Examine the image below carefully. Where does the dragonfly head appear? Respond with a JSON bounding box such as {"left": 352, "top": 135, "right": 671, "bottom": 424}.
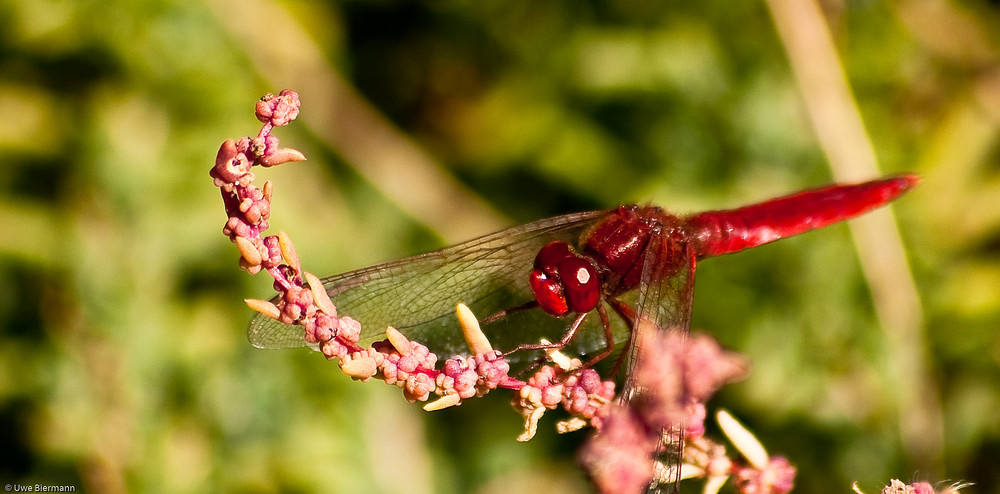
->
{"left": 529, "top": 241, "right": 601, "bottom": 316}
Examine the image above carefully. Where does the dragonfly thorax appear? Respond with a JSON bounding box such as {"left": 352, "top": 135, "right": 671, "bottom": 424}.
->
{"left": 582, "top": 205, "right": 686, "bottom": 295}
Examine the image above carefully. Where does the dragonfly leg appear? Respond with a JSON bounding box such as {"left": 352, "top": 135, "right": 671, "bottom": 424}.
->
{"left": 607, "top": 298, "right": 637, "bottom": 379}
{"left": 608, "top": 298, "right": 636, "bottom": 327}
{"left": 576, "top": 304, "right": 615, "bottom": 370}
{"left": 503, "top": 303, "right": 618, "bottom": 371}
{"left": 502, "top": 311, "right": 590, "bottom": 357}
{"left": 482, "top": 300, "right": 539, "bottom": 325}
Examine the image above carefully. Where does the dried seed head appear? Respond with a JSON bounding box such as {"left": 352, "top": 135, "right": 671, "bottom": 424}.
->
{"left": 276, "top": 230, "right": 300, "bottom": 273}
{"left": 238, "top": 256, "right": 262, "bottom": 275}
{"left": 516, "top": 406, "right": 546, "bottom": 442}
{"left": 556, "top": 417, "right": 588, "bottom": 434}
{"left": 260, "top": 147, "right": 307, "bottom": 167}
{"left": 245, "top": 298, "right": 281, "bottom": 320}
{"left": 717, "top": 409, "right": 768, "bottom": 469}
{"left": 304, "top": 272, "right": 337, "bottom": 317}
{"left": 700, "top": 472, "right": 729, "bottom": 494}
{"left": 539, "top": 339, "right": 576, "bottom": 371}
{"left": 423, "top": 393, "right": 462, "bottom": 411}
{"left": 235, "top": 236, "right": 263, "bottom": 267}
{"left": 341, "top": 355, "right": 378, "bottom": 381}
{"left": 262, "top": 180, "right": 273, "bottom": 201}
{"left": 385, "top": 326, "right": 412, "bottom": 356}
{"left": 456, "top": 303, "right": 493, "bottom": 355}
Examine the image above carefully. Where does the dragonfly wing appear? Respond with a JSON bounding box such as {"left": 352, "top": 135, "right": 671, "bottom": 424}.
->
{"left": 247, "top": 210, "right": 614, "bottom": 362}
{"left": 619, "top": 230, "right": 696, "bottom": 494}
{"left": 620, "top": 233, "right": 696, "bottom": 398}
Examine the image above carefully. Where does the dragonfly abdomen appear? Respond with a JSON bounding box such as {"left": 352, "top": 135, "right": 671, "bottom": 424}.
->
{"left": 685, "top": 174, "right": 920, "bottom": 259}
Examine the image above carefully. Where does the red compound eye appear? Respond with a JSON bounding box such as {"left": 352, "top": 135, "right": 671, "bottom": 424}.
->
{"left": 530, "top": 270, "right": 569, "bottom": 315}
{"left": 529, "top": 241, "right": 601, "bottom": 315}
{"left": 558, "top": 257, "right": 600, "bottom": 313}
{"left": 534, "top": 241, "right": 573, "bottom": 277}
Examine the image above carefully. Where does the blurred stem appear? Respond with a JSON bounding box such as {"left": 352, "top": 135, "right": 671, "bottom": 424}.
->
{"left": 208, "top": 0, "right": 509, "bottom": 243}
{"left": 765, "top": 0, "right": 942, "bottom": 474}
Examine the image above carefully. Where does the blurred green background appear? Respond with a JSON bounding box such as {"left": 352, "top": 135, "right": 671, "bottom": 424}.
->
{"left": 2, "top": 0, "right": 999, "bottom": 492}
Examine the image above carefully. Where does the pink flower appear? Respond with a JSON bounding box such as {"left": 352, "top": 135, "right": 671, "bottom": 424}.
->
{"left": 732, "top": 457, "right": 796, "bottom": 494}
{"left": 633, "top": 330, "right": 749, "bottom": 428}
{"left": 562, "top": 368, "right": 616, "bottom": 419}
{"left": 255, "top": 89, "right": 300, "bottom": 127}
{"left": 852, "top": 480, "right": 972, "bottom": 494}
{"left": 211, "top": 139, "right": 254, "bottom": 191}
{"left": 579, "top": 405, "right": 658, "bottom": 494}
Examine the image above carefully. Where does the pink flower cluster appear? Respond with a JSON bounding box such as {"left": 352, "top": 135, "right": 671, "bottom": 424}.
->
{"left": 512, "top": 363, "right": 617, "bottom": 441}
{"left": 212, "top": 91, "right": 358, "bottom": 360}
{"left": 855, "top": 479, "right": 972, "bottom": 494}
{"left": 440, "top": 351, "right": 513, "bottom": 399}
{"left": 632, "top": 331, "right": 750, "bottom": 428}
{"left": 580, "top": 405, "right": 659, "bottom": 494}
{"left": 579, "top": 329, "right": 762, "bottom": 494}
{"left": 334, "top": 328, "right": 515, "bottom": 404}
{"left": 213, "top": 90, "right": 529, "bottom": 412}
{"left": 732, "top": 456, "right": 797, "bottom": 494}
{"left": 853, "top": 480, "right": 971, "bottom": 494}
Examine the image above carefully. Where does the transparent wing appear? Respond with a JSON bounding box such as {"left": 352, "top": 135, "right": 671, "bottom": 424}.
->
{"left": 619, "top": 231, "right": 697, "bottom": 494}
{"left": 247, "top": 210, "right": 620, "bottom": 361}
{"left": 619, "top": 232, "right": 696, "bottom": 397}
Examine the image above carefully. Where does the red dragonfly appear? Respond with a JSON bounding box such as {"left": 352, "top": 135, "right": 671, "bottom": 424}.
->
{"left": 249, "top": 174, "right": 917, "bottom": 369}
{"left": 248, "top": 174, "right": 917, "bottom": 492}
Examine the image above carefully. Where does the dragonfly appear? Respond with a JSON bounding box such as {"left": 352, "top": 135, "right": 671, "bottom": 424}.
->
{"left": 247, "top": 174, "right": 918, "bottom": 489}
{"left": 249, "top": 174, "right": 917, "bottom": 364}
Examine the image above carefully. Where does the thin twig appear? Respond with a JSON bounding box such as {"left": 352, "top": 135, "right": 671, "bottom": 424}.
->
{"left": 765, "top": 0, "right": 942, "bottom": 473}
